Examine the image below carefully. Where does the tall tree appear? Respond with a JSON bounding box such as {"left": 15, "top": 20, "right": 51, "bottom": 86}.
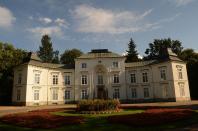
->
{"left": 52, "top": 50, "right": 60, "bottom": 64}
{"left": 60, "top": 49, "right": 83, "bottom": 66}
{"left": 144, "top": 38, "right": 183, "bottom": 60}
{"left": 179, "top": 49, "right": 198, "bottom": 99}
{"left": 125, "top": 38, "right": 139, "bottom": 62}
{"left": 0, "top": 42, "right": 28, "bottom": 105}
{"left": 37, "top": 35, "right": 54, "bottom": 63}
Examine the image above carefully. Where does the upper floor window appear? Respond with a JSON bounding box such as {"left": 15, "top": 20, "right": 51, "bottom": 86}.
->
{"left": 113, "top": 62, "right": 118, "bottom": 68}
{"left": 160, "top": 68, "right": 166, "bottom": 80}
{"left": 130, "top": 73, "right": 136, "bottom": 83}
{"left": 18, "top": 73, "right": 22, "bottom": 84}
{"left": 113, "top": 74, "right": 119, "bottom": 84}
{"left": 113, "top": 88, "right": 120, "bottom": 99}
{"left": 81, "top": 75, "right": 88, "bottom": 85}
{"left": 98, "top": 75, "right": 103, "bottom": 85}
{"left": 176, "top": 65, "right": 183, "bottom": 79}
{"left": 82, "top": 63, "right": 87, "bottom": 68}
{"left": 34, "top": 73, "right": 40, "bottom": 84}
{"left": 142, "top": 72, "right": 148, "bottom": 83}
{"left": 52, "top": 75, "right": 58, "bottom": 85}
{"left": 65, "top": 75, "right": 70, "bottom": 85}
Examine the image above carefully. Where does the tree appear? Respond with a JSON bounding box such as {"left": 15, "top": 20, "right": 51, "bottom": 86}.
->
{"left": 179, "top": 49, "right": 198, "bottom": 99}
{"left": 0, "top": 42, "right": 28, "bottom": 105}
{"left": 52, "top": 50, "right": 60, "bottom": 64}
{"left": 144, "top": 38, "right": 183, "bottom": 60}
{"left": 125, "top": 38, "right": 140, "bottom": 62}
{"left": 60, "top": 49, "right": 83, "bottom": 66}
{"left": 37, "top": 35, "right": 54, "bottom": 63}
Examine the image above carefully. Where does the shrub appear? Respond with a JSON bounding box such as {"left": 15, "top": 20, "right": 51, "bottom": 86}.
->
{"left": 77, "top": 99, "right": 120, "bottom": 112}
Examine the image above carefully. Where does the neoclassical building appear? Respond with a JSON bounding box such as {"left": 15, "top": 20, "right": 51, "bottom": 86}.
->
{"left": 12, "top": 49, "right": 191, "bottom": 106}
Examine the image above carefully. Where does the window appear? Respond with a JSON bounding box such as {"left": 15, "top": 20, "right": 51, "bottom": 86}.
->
{"left": 113, "top": 74, "right": 119, "bottom": 83}
{"left": 52, "top": 90, "right": 58, "bottom": 100}
{"left": 113, "top": 88, "right": 120, "bottom": 99}
{"left": 163, "top": 85, "right": 168, "bottom": 97}
{"left": 65, "top": 75, "right": 70, "bottom": 85}
{"left": 178, "top": 69, "right": 183, "bottom": 79}
{"left": 177, "top": 66, "right": 183, "bottom": 79}
{"left": 52, "top": 75, "right": 58, "bottom": 85}
{"left": 179, "top": 83, "right": 185, "bottom": 96}
{"left": 65, "top": 90, "right": 70, "bottom": 100}
{"left": 113, "top": 62, "right": 118, "bottom": 68}
{"left": 98, "top": 75, "right": 103, "bottom": 85}
{"left": 144, "top": 88, "right": 149, "bottom": 98}
{"left": 82, "top": 63, "right": 87, "bottom": 68}
{"left": 34, "top": 90, "right": 39, "bottom": 100}
{"left": 130, "top": 74, "right": 136, "bottom": 83}
{"left": 142, "top": 72, "right": 148, "bottom": 83}
{"left": 81, "top": 89, "right": 88, "bottom": 99}
{"left": 34, "top": 73, "right": 40, "bottom": 84}
{"left": 17, "top": 89, "right": 21, "bottom": 101}
{"left": 160, "top": 69, "right": 166, "bottom": 80}
{"left": 131, "top": 88, "right": 137, "bottom": 98}
{"left": 18, "top": 73, "right": 22, "bottom": 84}
{"left": 81, "top": 75, "right": 88, "bottom": 85}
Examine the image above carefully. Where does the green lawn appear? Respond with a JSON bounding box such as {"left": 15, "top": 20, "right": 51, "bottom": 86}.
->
{"left": 0, "top": 109, "right": 198, "bottom": 131}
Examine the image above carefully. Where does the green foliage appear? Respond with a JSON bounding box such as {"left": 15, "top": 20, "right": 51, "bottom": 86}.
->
{"left": 144, "top": 38, "right": 183, "bottom": 60}
{"left": 0, "top": 42, "right": 28, "bottom": 104}
{"left": 179, "top": 49, "right": 198, "bottom": 99}
{"left": 60, "top": 49, "right": 83, "bottom": 65}
{"left": 125, "top": 38, "right": 140, "bottom": 62}
{"left": 77, "top": 99, "right": 120, "bottom": 112}
{"left": 37, "top": 35, "right": 54, "bottom": 63}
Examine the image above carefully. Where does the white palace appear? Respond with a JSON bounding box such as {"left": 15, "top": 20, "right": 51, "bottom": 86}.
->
{"left": 12, "top": 49, "right": 191, "bottom": 106}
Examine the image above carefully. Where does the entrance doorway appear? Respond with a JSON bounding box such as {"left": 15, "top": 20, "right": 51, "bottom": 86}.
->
{"left": 97, "top": 86, "right": 108, "bottom": 99}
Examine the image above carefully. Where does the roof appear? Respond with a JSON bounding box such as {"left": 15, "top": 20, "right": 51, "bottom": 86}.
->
{"left": 23, "top": 52, "right": 74, "bottom": 69}
{"left": 125, "top": 60, "right": 156, "bottom": 68}
{"left": 77, "top": 49, "right": 125, "bottom": 59}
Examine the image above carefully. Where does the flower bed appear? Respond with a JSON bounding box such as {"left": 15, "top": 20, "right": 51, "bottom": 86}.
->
{"left": 108, "top": 108, "right": 194, "bottom": 127}
{"left": 77, "top": 99, "right": 120, "bottom": 113}
{"left": 0, "top": 108, "right": 84, "bottom": 129}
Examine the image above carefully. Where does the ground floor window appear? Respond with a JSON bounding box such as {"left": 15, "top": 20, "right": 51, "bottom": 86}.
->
{"left": 113, "top": 88, "right": 120, "bottom": 99}
{"left": 52, "top": 89, "right": 58, "bottom": 100}
{"left": 65, "top": 90, "right": 70, "bottom": 100}
{"left": 81, "top": 89, "right": 88, "bottom": 99}
{"left": 34, "top": 90, "right": 39, "bottom": 100}
{"left": 179, "top": 83, "right": 185, "bottom": 97}
{"left": 144, "top": 88, "right": 149, "bottom": 98}
{"left": 131, "top": 88, "right": 137, "bottom": 98}
{"left": 163, "top": 85, "right": 168, "bottom": 97}
{"left": 17, "top": 89, "right": 21, "bottom": 101}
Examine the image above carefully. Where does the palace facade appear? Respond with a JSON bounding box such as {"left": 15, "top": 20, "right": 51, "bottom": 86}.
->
{"left": 12, "top": 49, "right": 191, "bottom": 106}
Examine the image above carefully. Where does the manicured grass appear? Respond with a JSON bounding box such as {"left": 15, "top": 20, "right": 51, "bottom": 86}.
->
{"left": 52, "top": 109, "right": 144, "bottom": 118}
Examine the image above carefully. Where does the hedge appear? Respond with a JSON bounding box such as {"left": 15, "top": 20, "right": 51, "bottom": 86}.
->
{"left": 77, "top": 99, "right": 120, "bottom": 112}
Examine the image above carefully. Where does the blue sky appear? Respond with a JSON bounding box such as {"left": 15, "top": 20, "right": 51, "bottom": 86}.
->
{"left": 0, "top": 0, "right": 198, "bottom": 56}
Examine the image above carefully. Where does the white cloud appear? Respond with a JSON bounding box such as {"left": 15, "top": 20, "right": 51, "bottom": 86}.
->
{"left": 169, "top": 0, "right": 194, "bottom": 6}
{"left": 39, "top": 17, "right": 52, "bottom": 24}
{"left": 55, "top": 18, "right": 69, "bottom": 28}
{"left": 72, "top": 4, "right": 155, "bottom": 34}
{"left": 27, "top": 26, "right": 63, "bottom": 37}
{"left": 0, "top": 6, "right": 15, "bottom": 28}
